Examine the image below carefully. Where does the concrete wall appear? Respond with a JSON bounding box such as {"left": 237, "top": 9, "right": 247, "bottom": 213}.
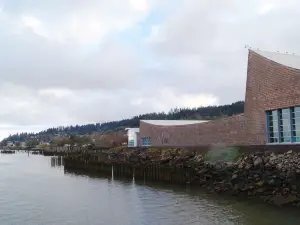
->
{"left": 139, "top": 114, "right": 246, "bottom": 147}
{"left": 244, "top": 50, "right": 300, "bottom": 145}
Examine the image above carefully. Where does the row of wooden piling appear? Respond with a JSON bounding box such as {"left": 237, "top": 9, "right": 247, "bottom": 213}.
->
{"left": 64, "top": 159, "right": 195, "bottom": 185}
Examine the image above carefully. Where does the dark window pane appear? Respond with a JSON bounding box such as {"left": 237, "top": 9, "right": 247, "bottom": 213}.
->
{"left": 268, "top": 115, "right": 277, "bottom": 121}
{"left": 295, "top": 107, "right": 300, "bottom": 112}
{"left": 294, "top": 112, "right": 300, "bottom": 118}
{"left": 292, "top": 118, "right": 300, "bottom": 126}
{"left": 269, "top": 120, "right": 278, "bottom": 127}
{"left": 280, "top": 119, "right": 290, "bottom": 127}
{"left": 269, "top": 126, "right": 278, "bottom": 132}
{"left": 270, "top": 132, "right": 278, "bottom": 139}
{"left": 282, "top": 137, "right": 292, "bottom": 142}
{"left": 267, "top": 110, "right": 281, "bottom": 143}
{"left": 292, "top": 136, "right": 300, "bottom": 142}
{"left": 270, "top": 138, "right": 279, "bottom": 143}
{"left": 269, "top": 124, "right": 278, "bottom": 131}
{"left": 270, "top": 111, "right": 278, "bottom": 120}
{"left": 293, "top": 130, "right": 300, "bottom": 136}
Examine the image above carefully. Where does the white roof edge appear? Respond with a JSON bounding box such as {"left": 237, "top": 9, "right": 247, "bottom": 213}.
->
{"left": 140, "top": 120, "right": 209, "bottom": 126}
{"left": 252, "top": 49, "right": 300, "bottom": 70}
{"left": 125, "top": 128, "right": 140, "bottom": 131}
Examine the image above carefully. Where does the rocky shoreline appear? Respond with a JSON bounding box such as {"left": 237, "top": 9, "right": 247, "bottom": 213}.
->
{"left": 64, "top": 147, "right": 300, "bottom": 207}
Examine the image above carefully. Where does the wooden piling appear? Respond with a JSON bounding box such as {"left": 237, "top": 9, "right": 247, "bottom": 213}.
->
{"left": 64, "top": 156, "right": 197, "bottom": 187}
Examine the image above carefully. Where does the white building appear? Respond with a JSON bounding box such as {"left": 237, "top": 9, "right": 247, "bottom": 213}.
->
{"left": 20, "top": 142, "right": 27, "bottom": 148}
{"left": 40, "top": 141, "right": 50, "bottom": 146}
{"left": 125, "top": 128, "right": 140, "bottom": 147}
{"left": 7, "top": 141, "right": 14, "bottom": 147}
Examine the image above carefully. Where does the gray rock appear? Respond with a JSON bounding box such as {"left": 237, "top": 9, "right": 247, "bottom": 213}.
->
{"left": 238, "top": 162, "right": 244, "bottom": 169}
{"left": 232, "top": 174, "right": 238, "bottom": 180}
{"left": 245, "top": 163, "right": 252, "bottom": 170}
{"left": 264, "top": 156, "right": 270, "bottom": 163}
{"left": 215, "top": 162, "right": 224, "bottom": 170}
{"left": 269, "top": 155, "right": 277, "bottom": 162}
{"left": 268, "top": 179, "right": 275, "bottom": 185}
{"left": 276, "top": 163, "right": 283, "bottom": 170}
{"left": 254, "top": 157, "right": 263, "bottom": 166}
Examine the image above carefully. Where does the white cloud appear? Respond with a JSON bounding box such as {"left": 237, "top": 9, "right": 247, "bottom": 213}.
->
{"left": 128, "top": 87, "right": 219, "bottom": 113}
{"left": 2, "top": 0, "right": 152, "bottom": 44}
{"left": 148, "top": 0, "right": 300, "bottom": 104}
{"left": 21, "top": 15, "right": 42, "bottom": 31}
{"left": 130, "top": 0, "right": 149, "bottom": 12}
{"left": 0, "top": 28, "right": 140, "bottom": 90}
{"left": 0, "top": 0, "right": 300, "bottom": 140}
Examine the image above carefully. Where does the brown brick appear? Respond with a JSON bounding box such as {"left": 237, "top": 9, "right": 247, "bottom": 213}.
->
{"left": 139, "top": 114, "right": 246, "bottom": 147}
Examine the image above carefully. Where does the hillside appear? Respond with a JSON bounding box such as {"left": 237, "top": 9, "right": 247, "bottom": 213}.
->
{"left": 1, "top": 101, "right": 245, "bottom": 143}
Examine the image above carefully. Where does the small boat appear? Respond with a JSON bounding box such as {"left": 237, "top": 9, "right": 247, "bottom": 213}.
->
{"left": 1, "top": 150, "right": 15, "bottom": 154}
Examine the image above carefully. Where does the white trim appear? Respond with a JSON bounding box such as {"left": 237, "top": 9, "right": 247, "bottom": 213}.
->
{"left": 140, "top": 120, "right": 209, "bottom": 126}
{"left": 266, "top": 143, "right": 300, "bottom": 145}
{"left": 253, "top": 49, "right": 300, "bottom": 70}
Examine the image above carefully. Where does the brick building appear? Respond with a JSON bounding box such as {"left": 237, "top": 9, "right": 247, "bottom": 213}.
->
{"left": 139, "top": 49, "right": 300, "bottom": 147}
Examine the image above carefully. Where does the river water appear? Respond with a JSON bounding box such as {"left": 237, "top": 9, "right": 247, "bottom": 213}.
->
{"left": 1, "top": 152, "right": 300, "bottom": 225}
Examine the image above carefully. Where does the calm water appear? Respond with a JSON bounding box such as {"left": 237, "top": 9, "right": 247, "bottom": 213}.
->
{"left": 0, "top": 153, "right": 300, "bottom": 225}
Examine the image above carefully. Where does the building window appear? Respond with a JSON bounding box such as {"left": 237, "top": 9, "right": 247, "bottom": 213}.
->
{"left": 279, "top": 108, "right": 291, "bottom": 143}
{"left": 266, "top": 106, "right": 300, "bottom": 144}
{"left": 141, "top": 137, "right": 152, "bottom": 146}
{"left": 292, "top": 107, "right": 300, "bottom": 143}
{"left": 128, "top": 140, "right": 135, "bottom": 147}
{"left": 267, "top": 110, "right": 279, "bottom": 143}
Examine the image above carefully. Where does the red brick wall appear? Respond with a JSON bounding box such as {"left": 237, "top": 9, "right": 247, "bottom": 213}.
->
{"left": 244, "top": 50, "right": 300, "bottom": 145}
{"left": 139, "top": 114, "right": 246, "bottom": 147}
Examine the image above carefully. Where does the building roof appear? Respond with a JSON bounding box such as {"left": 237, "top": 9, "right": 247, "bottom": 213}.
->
{"left": 140, "top": 120, "right": 209, "bottom": 126}
{"left": 253, "top": 49, "right": 300, "bottom": 70}
{"left": 125, "top": 128, "right": 140, "bottom": 133}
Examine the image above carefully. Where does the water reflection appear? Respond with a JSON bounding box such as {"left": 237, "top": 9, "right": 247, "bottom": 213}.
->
{"left": 64, "top": 167, "right": 300, "bottom": 225}
{"left": 51, "top": 156, "right": 63, "bottom": 167}
{"left": 0, "top": 152, "right": 299, "bottom": 225}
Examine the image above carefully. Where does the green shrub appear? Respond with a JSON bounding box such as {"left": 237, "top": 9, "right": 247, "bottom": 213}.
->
{"left": 204, "top": 147, "right": 241, "bottom": 163}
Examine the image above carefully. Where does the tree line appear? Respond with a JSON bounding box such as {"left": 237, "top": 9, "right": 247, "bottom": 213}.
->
{"left": 1, "top": 101, "right": 244, "bottom": 144}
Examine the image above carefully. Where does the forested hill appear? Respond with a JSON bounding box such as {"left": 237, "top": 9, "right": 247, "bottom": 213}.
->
{"left": 2, "top": 101, "right": 245, "bottom": 143}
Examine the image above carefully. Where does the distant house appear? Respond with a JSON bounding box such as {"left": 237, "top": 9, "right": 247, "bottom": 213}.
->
{"left": 20, "top": 142, "right": 27, "bottom": 148}
{"left": 125, "top": 128, "right": 140, "bottom": 147}
{"left": 7, "top": 141, "right": 14, "bottom": 147}
{"left": 40, "top": 141, "right": 50, "bottom": 146}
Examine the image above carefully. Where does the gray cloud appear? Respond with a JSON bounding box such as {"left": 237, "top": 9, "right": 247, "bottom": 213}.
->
{"left": 148, "top": 0, "right": 300, "bottom": 104}
{"left": 0, "top": 0, "right": 300, "bottom": 139}
{"left": 0, "top": 30, "right": 140, "bottom": 90}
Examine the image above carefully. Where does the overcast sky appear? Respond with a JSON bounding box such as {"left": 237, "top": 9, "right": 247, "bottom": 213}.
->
{"left": 0, "top": 0, "right": 299, "bottom": 140}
